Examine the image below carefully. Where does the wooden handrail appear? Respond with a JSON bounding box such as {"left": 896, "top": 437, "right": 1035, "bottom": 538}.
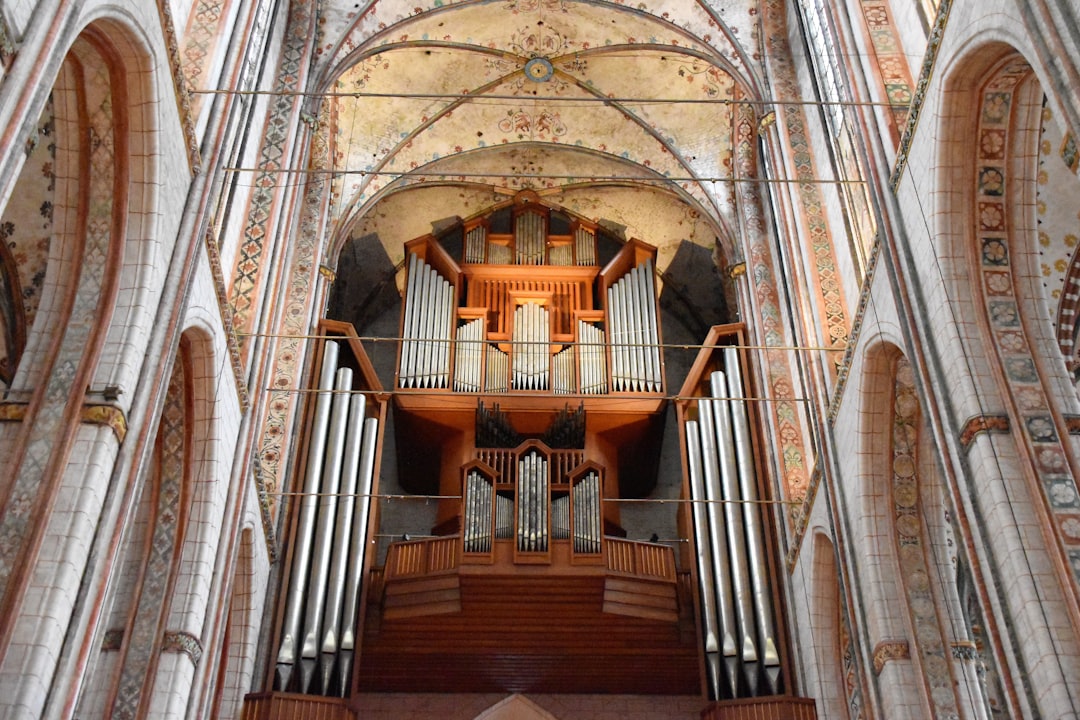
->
{"left": 384, "top": 536, "right": 459, "bottom": 581}
{"left": 604, "top": 538, "right": 676, "bottom": 582}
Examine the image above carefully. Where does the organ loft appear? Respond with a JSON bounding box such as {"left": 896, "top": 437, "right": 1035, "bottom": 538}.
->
{"left": 253, "top": 192, "right": 810, "bottom": 716}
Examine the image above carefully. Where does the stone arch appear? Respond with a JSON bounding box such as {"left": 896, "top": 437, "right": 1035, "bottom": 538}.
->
{"left": 88, "top": 334, "right": 196, "bottom": 719}
{"left": 0, "top": 15, "right": 162, "bottom": 717}
{"left": 926, "top": 38, "right": 1080, "bottom": 715}
{"left": 852, "top": 341, "right": 920, "bottom": 717}
{"left": 151, "top": 323, "right": 226, "bottom": 715}
{"left": 214, "top": 525, "right": 260, "bottom": 719}
{"left": 808, "top": 531, "right": 852, "bottom": 720}
{"left": 961, "top": 49, "right": 1080, "bottom": 584}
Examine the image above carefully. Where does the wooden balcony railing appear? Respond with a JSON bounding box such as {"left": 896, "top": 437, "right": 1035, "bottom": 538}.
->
{"left": 384, "top": 535, "right": 458, "bottom": 581}
{"left": 605, "top": 537, "right": 676, "bottom": 582}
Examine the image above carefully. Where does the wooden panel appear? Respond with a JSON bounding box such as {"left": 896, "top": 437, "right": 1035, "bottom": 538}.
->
{"left": 606, "top": 537, "right": 676, "bottom": 581}
{"left": 241, "top": 692, "right": 354, "bottom": 720}
{"left": 699, "top": 697, "right": 818, "bottom": 720}
{"left": 358, "top": 573, "right": 698, "bottom": 695}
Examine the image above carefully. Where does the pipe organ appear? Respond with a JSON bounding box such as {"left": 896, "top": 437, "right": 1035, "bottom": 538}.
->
{"left": 678, "top": 326, "right": 788, "bottom": 701}
{"left": 251, "top": 197, "right": 799, "bottom": 712}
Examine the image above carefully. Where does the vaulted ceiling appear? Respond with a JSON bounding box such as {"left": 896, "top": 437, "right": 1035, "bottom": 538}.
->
{"left": 308, "top": 0, "right": 769, "bottom": 316}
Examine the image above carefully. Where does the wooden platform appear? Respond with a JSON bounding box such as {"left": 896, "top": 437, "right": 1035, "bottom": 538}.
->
{"left": 358, "top": 571, "right": 699, "bottom": 695}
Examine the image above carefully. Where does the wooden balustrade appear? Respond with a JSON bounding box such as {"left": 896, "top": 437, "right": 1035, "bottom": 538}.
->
{"left": 605, "top": 537, "right": 676, "bottom": 582}
{"left": 384, "top": 536, "right": 458, "bottom": 581}
{"left": 241, "top": 692, "right": 353, "bottom": 720}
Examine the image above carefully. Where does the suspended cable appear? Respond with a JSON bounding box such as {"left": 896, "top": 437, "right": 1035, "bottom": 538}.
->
{"left": 222, "top": 166, "right": 867, "bottom": 185}
{"left": 263, "top": 490, "right": 801, "bottom": 505}
{"left": 259, "top": 386, "right": 818, "bottom": 404}
{"left": 191, "top": 87, "right": 906, "bottom": 109}
{"left": 235, "top": 331, "right": 847, "bottom": 353}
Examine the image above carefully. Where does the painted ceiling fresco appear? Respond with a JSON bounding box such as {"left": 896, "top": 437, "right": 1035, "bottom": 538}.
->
{"left": 311, "top": 0, "right": 768, "bottom": 278}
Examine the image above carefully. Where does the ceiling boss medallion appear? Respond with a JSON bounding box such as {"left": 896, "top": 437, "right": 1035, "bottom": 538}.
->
{"left": 524, "top": 57, "right": 554, "bottom": 82}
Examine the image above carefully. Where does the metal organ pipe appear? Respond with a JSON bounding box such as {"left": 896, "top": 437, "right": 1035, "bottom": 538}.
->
{"left": 319, "top": 392, "right": 366, "bottom": 695}
{"left": 606, "top": 261, "right": 661, "bottom": 393}
{"left": 400, "top": 254, "right": 454, "bottom": 389}
{"left": 454, "top": 317, "right": 484, "bottom": 392}
{"left": 723, "top": 350, "right": 782, "bottom": 693}
{"left": 644, "top": 259, "right": 661, "bottom": 390}
{"left": 685, "top": 422, "right": 721, "bottom": 693}
{"left": 696, "top": 399, "right": 740, "bottom": 698}
{"left": 711, "top": 371, "right": 760, "bottom": 694}
{"left": 299, "top": 367, "right": 353, "bottom": 693}
{"left": 337, "top": 416, "right": 379, "bottom": 696}
{"left": 276, "top": 341, "right": 339, "bottom": 690}
{"left": 685, "top": 356, "right": 783, "bottom": 699}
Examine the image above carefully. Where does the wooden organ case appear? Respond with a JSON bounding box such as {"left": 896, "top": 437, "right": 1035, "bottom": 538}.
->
{"left": 363, "top": 199, "right": 698, "bottom": 695}
{"left": 245, "top": 198, "right": 813, "bottom": 718}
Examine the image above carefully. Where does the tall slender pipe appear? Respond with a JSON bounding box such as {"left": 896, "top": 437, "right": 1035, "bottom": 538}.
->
{"left": 319, "top": 392, "right": 366, "bottom": 695}
{"left": 686, "top": 421, "right": 721, "bottom": 655}
{"left": 337, "top": 416, "right": 379, "bottom": 696}
{"left": 300, "top": 367, "right": 353, "bottom": 692}
{"left": 711, "top": 371, "right": 759, "bottom": 694}
{"left": 697, "top": 400, "right": 740, "bottom": 697}
{"left": 276, "top": 341, "right": 339, "bottom": 689}
{"left": 723, "top": 351, "right": 781, "bottom": 693}
{"left": 399, "top": 255, "right": 418, "bottom": 386}
{"left": 644, "top": 259, "right": 661, "bottom": 391}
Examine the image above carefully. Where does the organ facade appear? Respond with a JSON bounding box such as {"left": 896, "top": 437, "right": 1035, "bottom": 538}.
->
{"left": 252, "top": 194, "right": 806, "bottom": 716}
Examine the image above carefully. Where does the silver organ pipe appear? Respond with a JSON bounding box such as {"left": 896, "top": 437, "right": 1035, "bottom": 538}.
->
{"left": 552, "top": 495, "right": 571, "bottom": 540}
{"left": 607, "top": 285, "right": 623, "bottom": 391}
{"left": 465, "top": 225, "right": 487, "bottom": 264}
{"left": 607, "top": 260, "right": 661, "bottom": 393}
{"left": 574, "top": 226, "right": 596, "bottom": 266}
{"left": 512, "top": 303, "right": 550, "bottom": 390}
{"left": 276, "top": 341, "right": 339, "bottom": 690}
{"left": 553, "top": 346, "right": 575, "bottom": 394}
{"left": 300, "top": 367, "right": 354, "bottom": 692}
{"left": 573, "top": 472, "right": 601, "bottom": 554}
{"left": 549, "top": 242, "right": 573, "bottom": 266}
{"left": 495, "top": 492, "right": 514, "bottom": 539}
{"left": 696, "top": 398, "right": 740, "bottom": 698}
{"left": 515, "top": 210, "right": 545, "bottom": 265}
{"left": 453, "top": 317, "right": 485, "bottom": 392}
{"left": 463, "top": 471, "right": 494, "bottom": 553}
{"left": 517, "top": 451, "right": 549, "bottom": 551}
{"left": 337, "top": 416, "right": 379, "bottom": 695}
{"left": 488, "top": 241, "right": 512, "bottom": 264}
{"left": 711, "top": 371, "right": 760, "bottom": 694}
{"left": 485, "top": 345, "right": 508, "bottom": 392}
{"left": 684, "top": 359, "right": 783, "bottom": 699}
{"left": 399, "top": 253, "right": 454, "bottom": 389}
{"left": 643, "top": 259, "right": 662, "bottom": 389}
{"left": 722, "top": 351, "right": 781, "bottom": 693}
{"left": 577, "top": 320, "right": 607, "bottom": 394}
{"left": 686, "top": 421, "right": 723, "bottom": 697}
{"left": 320, "top": 392, "right": 367, "bottom": 696}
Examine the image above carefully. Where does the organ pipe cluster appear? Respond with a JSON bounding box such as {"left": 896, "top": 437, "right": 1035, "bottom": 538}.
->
{"left": 685, "top": 347, "right": 781, "bottom": 699}
{"left": 399, "top": 240, "right": 662, "bottom": 397}
{"left": 462, "top": 215, "right": 596, "bottom": 266}
{"left": 275, "top": 341, "right": 380, "bottom": 697}
{"left": 511, "top": 303, "right": 551, "bottom": 390}
{"left": 607, "top": 258, "right": 662, "bottom": 392}
{"left": 399, "top": 253, "right": 455, "bottom": 389}
{"left": 462, "top": 454, "right": 603, "bottom": 557}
